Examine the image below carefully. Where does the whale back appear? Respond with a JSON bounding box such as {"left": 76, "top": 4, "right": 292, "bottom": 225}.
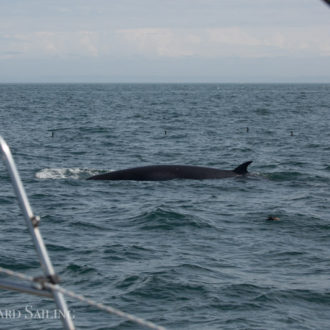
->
{"left": 87, "top": 161, "right": 253, "bottom": 180}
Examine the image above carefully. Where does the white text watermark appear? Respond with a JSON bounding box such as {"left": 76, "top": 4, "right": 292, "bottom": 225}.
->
{"left": 0, "top": 305, "right": 75, "bottom": 320}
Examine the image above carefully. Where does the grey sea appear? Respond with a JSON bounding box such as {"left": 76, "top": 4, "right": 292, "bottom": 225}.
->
{"left": 0, "top": 83, "right": 330, "bottom": 329}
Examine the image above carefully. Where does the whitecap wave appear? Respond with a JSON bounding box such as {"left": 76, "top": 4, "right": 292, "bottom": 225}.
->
{"left": 35, "top": 168, "right": 101, "bottom": 180}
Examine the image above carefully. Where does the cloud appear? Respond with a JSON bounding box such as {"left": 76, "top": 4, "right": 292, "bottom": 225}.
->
{"left": 116, "top": 26, "right": 330, "bottom": 58}
{"left": 1, "top": 0, "right": 329, "bottom": 82}
{"left": 117, "top": 29, "right": 199, "bottom": 57}
{"left": 0, "top": 31, "right": 101, "bottom": 59}
{"left": 1, "top": 25, "right": 330, "bottom": 61}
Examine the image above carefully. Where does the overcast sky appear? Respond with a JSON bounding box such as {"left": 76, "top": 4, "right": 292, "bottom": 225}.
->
{"left": 1, "top": 0, "right": 330, "bottom": 82}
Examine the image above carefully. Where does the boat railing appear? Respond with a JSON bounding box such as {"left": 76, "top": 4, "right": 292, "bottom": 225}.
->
{"left": 0, "top": 136, "right": 165, "bottom": 330}
{"left": 0, "top": 136, "right": 75, "bottom": 330}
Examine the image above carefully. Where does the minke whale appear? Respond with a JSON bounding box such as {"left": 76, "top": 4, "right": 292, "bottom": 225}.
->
{"left": 87, "top": 161, "right": 252, "bottom": 181}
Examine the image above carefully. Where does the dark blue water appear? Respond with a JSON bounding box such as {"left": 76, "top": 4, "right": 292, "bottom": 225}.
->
{"left": 0, "top": 83, "right": 330, "bottom": 329}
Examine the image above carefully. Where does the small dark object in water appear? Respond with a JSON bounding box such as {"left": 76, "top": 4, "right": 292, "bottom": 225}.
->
{"left": 267, "top": 216, "right": 280, "bottom": 221}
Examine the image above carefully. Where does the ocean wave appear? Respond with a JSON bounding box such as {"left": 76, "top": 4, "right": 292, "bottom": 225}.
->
{"left": 65, "top": 263, "right": 99, "bottom": 275}
{"left": 128, "top": 207, "right": 213, "bottom": 231}
{"left": 103, "top": 244, "right": 156, "bottom": 262}
{"left": 265, "top": 171, "right": 330, "bottom": 186}
{"left": 3, "top": 83, "right": 330, "bottom": 330}
{"left": 117, "top": 270, "right": 210, "bottom": 302}
{"left": 70, "top": 220, "right": 106, "bottom": 231}
{"left": 265, "top": 171, "right": 304, "bottom": 181}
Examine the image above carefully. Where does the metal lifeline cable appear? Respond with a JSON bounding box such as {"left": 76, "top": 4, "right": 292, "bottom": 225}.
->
{"left": 0, "top": 266, "right": 166, "bottom": 330}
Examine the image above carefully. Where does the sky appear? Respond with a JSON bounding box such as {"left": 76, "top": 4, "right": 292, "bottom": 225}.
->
{"left": 1, "top": 0, "right": 330, "bottom": 83}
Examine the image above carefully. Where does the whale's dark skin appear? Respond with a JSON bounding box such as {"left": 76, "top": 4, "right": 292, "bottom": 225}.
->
{"left": 87, "top": 161, "right": 252, "bottom": 181}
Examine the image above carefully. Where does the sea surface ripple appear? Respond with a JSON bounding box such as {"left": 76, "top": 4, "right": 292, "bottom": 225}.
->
{"left": 0, "top": 83, "right": 330, "bottom": 329}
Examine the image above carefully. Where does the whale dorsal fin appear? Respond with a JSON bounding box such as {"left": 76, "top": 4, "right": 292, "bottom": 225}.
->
{"left": 233, "top": 161, "right": 253, "bottom": 175}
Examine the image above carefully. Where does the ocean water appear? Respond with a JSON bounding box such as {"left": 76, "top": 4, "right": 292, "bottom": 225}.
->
{"left": 0, "top": 83, "right": 330, "bottom": 329}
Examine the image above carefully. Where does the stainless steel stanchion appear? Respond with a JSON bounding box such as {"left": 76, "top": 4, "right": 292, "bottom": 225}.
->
{"left": 0, "top": 136, "right": 75, "bottom": 330}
